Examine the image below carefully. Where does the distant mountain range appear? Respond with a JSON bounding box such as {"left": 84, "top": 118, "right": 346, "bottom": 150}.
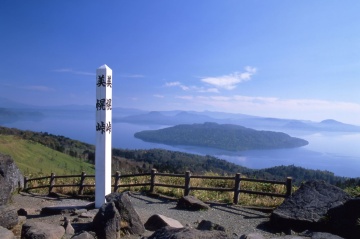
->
{"left": 1, "top": 97, "right": 360, "bottom": 132}
{"left": 115, "top": 110, "right": 360, "bottom": 133}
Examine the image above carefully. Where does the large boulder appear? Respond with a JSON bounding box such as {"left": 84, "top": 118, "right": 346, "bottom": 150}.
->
{"left": 105, "top": 192, "right": 145, "bottom": 235}
{"left": 270, "top": 180, "right": 352, "bottom": 232}
{"left": 144, "top": 226, "right": 229, "bottom": 239}
{"left": 144, "top": 214, "right": 183, "bottom": 231}
{"left": 176, "top": 195, "right": 210, "bottom": 211}
{"left": 0, "top": 153, "right": 23, "bottom": 205}
{"left": 326, "top": 198, "right": 360, "bottom": 239}
{"left": 21, "top": 221, "right": 65, "bottom": 239}
{"left": 0, "top": 205, "right": 18, "bottom": 229}
{"left": 93, "top": 202, "right": 121, "bottom": 239}
{"left": 0, "top": 226, "right": 15, "bottom": 239}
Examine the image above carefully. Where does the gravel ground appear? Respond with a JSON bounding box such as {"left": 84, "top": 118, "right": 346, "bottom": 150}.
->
{"left": 10, "top": 191, "right": 279, "bottom": 238}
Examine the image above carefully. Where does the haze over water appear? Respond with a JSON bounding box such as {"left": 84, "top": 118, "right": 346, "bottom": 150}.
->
{"left": 4, "top": 117, "right": 360, "bottom": 178}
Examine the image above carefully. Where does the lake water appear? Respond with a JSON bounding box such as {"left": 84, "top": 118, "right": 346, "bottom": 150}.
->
{"left": 3, "top": 117, "right": 360, "bottom": 178}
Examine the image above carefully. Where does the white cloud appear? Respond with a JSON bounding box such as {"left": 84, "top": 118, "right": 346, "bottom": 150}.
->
{"left": 153, "top": 94, "right": 165, "bottom": 98}
{"left": 165, "top": 82, "right": 219, "bottom": 93}
{"left": 24, "top": 85, "right": 55, "bottom": 92}
{"left": 54, "top": 68, "right": 95, "bottom": 76}
{"left": 175, "top": 95, "right": 194, "bottom": 100}
{"left": 201, "top": 66, "right": 257, "bottom": 90}
{"left": 165, "top": 81, "right": 181, "bottom": 87}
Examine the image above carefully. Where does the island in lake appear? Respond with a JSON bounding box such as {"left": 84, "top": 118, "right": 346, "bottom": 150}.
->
{"left": 134, "top": 122, "right": 309, "bottom": 151}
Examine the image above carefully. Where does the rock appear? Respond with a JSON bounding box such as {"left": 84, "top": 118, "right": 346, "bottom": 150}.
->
{"left": 269, "top": 236, "right": 305, "bottom": 239}
{"left": 17, "top": 208, "right": 27, "bottom": 216}
{"left": 176, "top": 195, "right": 210, "bottom": 211}
{"left": 197, "top": 220, "right": 225, "bottom": 231}
{"left": 240, "top": 233, "right": 266, "bottom": 239}
{"left": 73, "top": 208, "right": 88, "bottom": 215}
{"left": 311, "top": 232, "right": 345, "bottom": 239}
{"left": 0, "top": 226, "right": 15, "bottom": 239}
{"left": 144, "top": 226, "right": 229, "bottom": 239}
{"left": 71, "top": 231, "right": 96, "bottom": 239}
{"left": 270, "top": 180, "right": 352, "bottom": 232}
{"left": 40, "top": 203, "right": 94, "bottom": 215}
{"left": 0, "top": 154, "right": 23, "bottom": 205}
{"left": 0, "top": 205, "right": 18, "bottom": 229}
{"left": 21, "top": 221, "right": 65, "bottom": 239}
{"left": 144, "top": 214, "right": 183, "bottom": 231}
{"left": 326, "top": 198, "right": 360, "bottom": 239}
{"left": 105, "top": 192, "right": 145, "bottom": 235}
{"left": 64, "top": 217, "right": 75, "bottom": 235}
{"left": 93, "top": 202, "right": 121, "bottom": 239}
{"left": 298, "top": 229, "right": 345, "bottom": 239}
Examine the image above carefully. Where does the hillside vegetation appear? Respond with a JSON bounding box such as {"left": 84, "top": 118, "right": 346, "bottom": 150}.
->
{"left": 0, "top": 134, "right": 94, "bottom": 176}
{"left": 134, "top": 122, "right": 308, "bottom": 151}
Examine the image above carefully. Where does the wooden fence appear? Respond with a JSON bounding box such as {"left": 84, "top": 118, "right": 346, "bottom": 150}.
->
{"left": 24, "top": 169, "right": 292, "bottom": 204}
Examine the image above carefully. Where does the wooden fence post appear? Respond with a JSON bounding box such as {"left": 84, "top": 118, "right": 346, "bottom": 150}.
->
{"left": 150, "top": 168, "right": 157, "bottom": 193}
{"left": 24, "top": 176, "right": 28, "bottom": 191}
{"left": 233, "top": 173, "right": 241, "bottom": 204}
{"left": 114, "top": 171, "right": 121, "bottom": 192}
{"left": 48, "top": 173, "right": 55, "bottom": 194}
{"left": 286, "top": 177, "right": 292, "bottom": 197}
{"left": 78, "top": 171, "right": 86, "bottom": 195}
{"left": 184, "top": 171, "right": 191, "bottom": 196}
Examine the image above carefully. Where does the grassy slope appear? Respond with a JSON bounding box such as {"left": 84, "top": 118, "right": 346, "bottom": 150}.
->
{"left": 0, "top": 135, "right": 94, "bottom": 176}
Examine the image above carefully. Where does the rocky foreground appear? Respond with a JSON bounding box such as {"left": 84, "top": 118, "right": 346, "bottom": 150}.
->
{"left": 1, "top": 153, "right": 359, "bottom": 239}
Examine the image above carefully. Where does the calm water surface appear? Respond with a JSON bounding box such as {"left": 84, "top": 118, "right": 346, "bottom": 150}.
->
{"left": 4, "top": 118, "right": 360, "bottom": 178}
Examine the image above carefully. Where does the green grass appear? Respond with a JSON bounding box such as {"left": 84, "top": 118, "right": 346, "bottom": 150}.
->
{"left": 0, "top": 134, "right": 94, "bottom": 177}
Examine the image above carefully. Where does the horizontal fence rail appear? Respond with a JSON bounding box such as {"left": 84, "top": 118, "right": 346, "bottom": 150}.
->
{"left": 24, "top": 169, "right": 292, "bottom": 204}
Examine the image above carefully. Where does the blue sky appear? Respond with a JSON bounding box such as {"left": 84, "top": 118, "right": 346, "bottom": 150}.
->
{"left": 1, "top": 1, "right": 360, "bottom": 124}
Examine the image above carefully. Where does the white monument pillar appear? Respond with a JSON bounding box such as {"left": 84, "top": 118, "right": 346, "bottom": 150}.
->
{"left": 95, "top": 64, "right": 112, "bottom": 208}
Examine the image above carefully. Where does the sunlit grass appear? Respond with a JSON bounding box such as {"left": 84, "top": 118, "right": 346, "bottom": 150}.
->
{"left": 0, "top": 135, "right": 95, "bottom": 176}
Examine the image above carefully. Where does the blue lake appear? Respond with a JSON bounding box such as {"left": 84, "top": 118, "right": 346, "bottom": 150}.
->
{"left": 3, "top": 117, "right": 360, "bottom": 178}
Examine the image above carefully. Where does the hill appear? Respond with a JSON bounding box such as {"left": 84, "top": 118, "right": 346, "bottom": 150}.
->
{"left": 0, "top": 134, "right": 94, "bottom": 176}
{"left": 134, "top": 122, "right": 309, "bottom": 151}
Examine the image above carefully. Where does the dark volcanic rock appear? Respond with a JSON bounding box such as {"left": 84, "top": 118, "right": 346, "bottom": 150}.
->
{"left": 93, "top": 202, "right": 121, "bottom": 239}
{"left": 270, "top": 180, "right": 352, "bottom": 232}
{"left": 71, "top": 231, "right": 96, "bottom": 239}
{"left": 106, "top": 192, "right": 145, "bottom": 235}
{"left": 0, "top": 205, "right": 18, "bottom": 229}
{"left": 144, "top": 214, "right": 183, "bottom": 231}
{"left": 40, "top": 202, "right": 94, "bottom": 215}
{"left": 326, "top": 198, "right": 360, "bottom": 239}
{"left": 144, "top": 226, "right": 229, "bottom": 239}
{"left": 197, "top": 220, "right": 226, "bottom": 231}
{"left": 21, "top": 221, "right": 65, "bottom": 239}
{"left": 176, "top": 195, "right": 210, "bottom": 211}
{"left": 0, "top": 153, "right": 23, "bottom": 205}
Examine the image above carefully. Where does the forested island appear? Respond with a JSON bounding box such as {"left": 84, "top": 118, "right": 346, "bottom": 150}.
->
{"left": 134, "top": 122, "right": 309, "bottom": 151}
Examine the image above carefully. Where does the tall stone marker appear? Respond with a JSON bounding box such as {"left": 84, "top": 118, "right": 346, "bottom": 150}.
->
{"left": 95, "top": 64, "right": 112, "bottom": 208}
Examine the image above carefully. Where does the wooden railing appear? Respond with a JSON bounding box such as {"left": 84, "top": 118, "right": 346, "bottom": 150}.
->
{"left": 24, "top": 169, "right": 292, "bottom": 204}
